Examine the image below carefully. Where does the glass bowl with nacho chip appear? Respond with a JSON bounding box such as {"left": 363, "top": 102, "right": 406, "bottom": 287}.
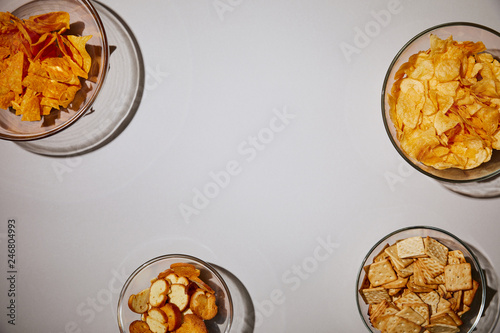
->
{"left": 117, "top": 254, "right": 233, "bottom": 333}
{"left": 382, "top": 22, "right": 500, "bottom": 197}
{"left": 356, "top": 226, "right": 486, "bottom": 333}
{"left": 0, "top": 0, "right": 108, "bottom": 140}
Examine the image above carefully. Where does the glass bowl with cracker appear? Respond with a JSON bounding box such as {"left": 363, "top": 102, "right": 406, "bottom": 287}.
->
{"left": 356, "top": 226, "right": 486, "bottom": 333}
{"left": 382, "top": 22, "right": 500, "bottom": 197}
{"left": 0, "top": 0, "right": 108, "bottom": 141}
{"left": 117, "top": 254, "right": 233, "bottom": 333}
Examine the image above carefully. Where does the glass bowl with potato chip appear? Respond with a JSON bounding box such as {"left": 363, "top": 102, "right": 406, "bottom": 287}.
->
{"left": 117, "top": 254, "right": 233, "bottom": 333}
{"left": 356, "top": 226, "right": 486, "bottom": 333}
{"left": 382, "top": 22, "right": 500, "bottom": 197}
{"left": 0, "top": 0, "right": 108, "bottom": 141}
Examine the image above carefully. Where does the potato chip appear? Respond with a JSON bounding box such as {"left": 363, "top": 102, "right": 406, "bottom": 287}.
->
{"left": 389, "top": 34, "right": 500, "bottom": 170}
{"left": 0, "top": 11, "right": 92, "bottom": 121}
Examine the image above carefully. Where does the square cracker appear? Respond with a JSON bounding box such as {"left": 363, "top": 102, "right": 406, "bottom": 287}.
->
{"left": 425, "top": 323, "right": 459, "bottom": 333}
{"left": 419, "top": 291, "right": 440, "bottom": 315}
{"left": 368, "top": 259, "right": 398, "bottom": 287}
{"left": 374, "top": 243, "right": 391, "bottom": 262}
{"left": 385, "top": 315, "right": 422, "bottom": 333}
{"left": 413, "top": 260, "right": 437, "bottom": 289}
{"left": 430, "top": 312, "right": 457, "bottom": 326}
{"left": 397, "top": 237, "right": 426, "bottom": 259}
{"left": 383, "top": 276, "right": 408, "bottom": 289}
{"left": 444, "top": 263, "right": 472, "bottom": 292}
{"left": 419, "top": 257, "right": 446, "bottom": 278}
{"left": 448, "top": 250, "right": 466, "bottom": 265}
{"left": 424, "top": 236, "right": 449, "bottom": 266}
{"left": 463, "top": 279, "right": 479, "bottom": 306}
{"left": 360, "top": 287, "right": 392, "bottom": 304}
{"left": 385, "top": 244, "right": 414, "bottom": 269}
{"left": 395, "top": 262, "right": 414, "bottom": 278}
{"left": 396, "top": 306, "right": 426, "bottom": 325}
{"left": 409, "top": 303, "right": 430, "bottom": 326}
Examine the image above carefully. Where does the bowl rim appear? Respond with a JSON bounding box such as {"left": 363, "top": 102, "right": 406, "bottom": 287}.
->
{"left": 355, "top": 225, "right": 487, "bottom": 333}
{"left": 381, "top": 22, "right": 500, "bottom": 184}
{"left": 0, "top": 0, "right": 109, "bottom": 141}
{"left": 116, "top": 253, "right": 234, "bottom": 333}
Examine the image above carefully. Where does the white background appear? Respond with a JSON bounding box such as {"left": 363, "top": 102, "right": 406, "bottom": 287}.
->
{"left": 1, "top": 0, "right": 500, "bottom": 332}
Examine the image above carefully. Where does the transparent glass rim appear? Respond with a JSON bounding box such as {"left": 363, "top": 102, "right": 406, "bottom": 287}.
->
{"left": 355, "top": 225, "right": 487, "bottom": 333}
{"left": 0, "top": 0, "right": 109, "bottom": 141}
{"left": 381, "top": 22, "right": 500, "bottom": 184}
{"left": 117, "top": 253, "right": 234, "bottom": 333}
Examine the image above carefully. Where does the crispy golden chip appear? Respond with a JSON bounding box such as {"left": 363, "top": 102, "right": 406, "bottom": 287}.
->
{"left": 0, "top": 51, "right": 23, "bottom": 95}
{"left": 389, "top": 34, "right": 500, "bottom": 170}
{"left": 24, "top": 11, "right": 70, "bottom": 34}
{"left": 0, "top": 10, "right": 92, "bottom": 121}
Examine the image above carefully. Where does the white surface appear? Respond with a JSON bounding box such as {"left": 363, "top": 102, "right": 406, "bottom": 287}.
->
{"left": 1, "top": 0, "right": 500, "bottom": 332}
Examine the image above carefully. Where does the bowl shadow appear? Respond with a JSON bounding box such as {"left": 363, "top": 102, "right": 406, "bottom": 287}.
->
{"left": 465, "top": 242, "right": 500, "bottom": 333}
{"left": 209, "top": 263, "right": 255, "bottom": 333}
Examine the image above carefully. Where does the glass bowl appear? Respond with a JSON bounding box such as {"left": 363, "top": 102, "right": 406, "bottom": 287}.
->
{"left": 0, "top": 0, "right": 108, "bottom": 141}
{"left": 117, "top": 254, "right": 233, "bottom": 333}
{"left": 382, "top": 22, "right": 500, "bottom": 186}
{"left": 356, "top": 226, "right": 486, "bottom": 333}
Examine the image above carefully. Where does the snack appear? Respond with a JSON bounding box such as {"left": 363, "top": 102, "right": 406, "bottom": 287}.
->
{"left": 359, "top": 236, "right": 479, "bottom": 333}
{"left": 127, "top": 262, "right": 218, "bottom": 333}
{"left": 388, "top": 34, "right": 500, "bottom": 170}
{"left": 0, "top": 11, "right": 92, "bottom": 121}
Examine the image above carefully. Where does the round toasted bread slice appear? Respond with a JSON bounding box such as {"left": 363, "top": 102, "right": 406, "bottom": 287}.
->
{"left": 171, "top": 263, "right": 200, "bottom": 278}
{"left": 175, "top": 314, "right": 208, "bottom": 333}
{"left": 190, "top": 289, "right": 218, "bottom": 320}
{"left": 165, "top": 273, "right": 189, "bottom": 286}
{"left": 168, "top": 284, "right": 190, "bottom": 312}
{"left": 149, "top": 279, "right": 169, "bottom": 307}
{"left": 145, "top": 316, "right": 168, "bottom": 333}
{"left": 129, "top": 320, "right": 152, "bottom": 333}
{"left": 128, "top": 288, "right": 150, "bottom": 314}
{"left": 148, "top": 308, "right": 168, "bottom": 324}
{"left": 188, "top": 275, "right": 215, "bottom": 294}
{"left": 160, "top": 303, "right": 182, "bottom": 331}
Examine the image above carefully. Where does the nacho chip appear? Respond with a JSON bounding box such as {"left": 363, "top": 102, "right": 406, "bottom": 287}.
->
{"left": 23, "top": 11, "right": 70, "bottom": 34}
{"left": 0, "top": 10, "right": 92, "bottom": 121}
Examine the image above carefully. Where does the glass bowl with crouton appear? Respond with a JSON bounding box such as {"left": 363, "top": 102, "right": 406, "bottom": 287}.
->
{"left": 117, "top": 254, "right": 233, "bottom": 333}
{"left": 356, "top": 226, "right": 486, "bottom": 333}
{"left": 0, "top": 0, "right": 108, "bottom": 141}
{"left": 382, "top": 22, "right": 500, "bottom": 197}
